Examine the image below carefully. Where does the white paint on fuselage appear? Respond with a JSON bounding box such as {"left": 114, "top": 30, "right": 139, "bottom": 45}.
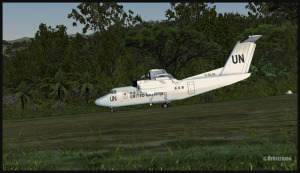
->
{"left": 95, "top": 73, "right": 251, "bottom": 108}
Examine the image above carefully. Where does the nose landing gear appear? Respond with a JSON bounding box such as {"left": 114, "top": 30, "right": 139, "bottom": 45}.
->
{"left": 110, "top": 108, "right": 115, "bottom": 113}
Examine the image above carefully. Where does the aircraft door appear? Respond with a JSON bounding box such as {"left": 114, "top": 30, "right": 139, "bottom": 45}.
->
{"left": 187, "top": 81, "right": 195, "bottom": 95}
{"left": 117, "top": 91, "right": 123, "bottom": 102}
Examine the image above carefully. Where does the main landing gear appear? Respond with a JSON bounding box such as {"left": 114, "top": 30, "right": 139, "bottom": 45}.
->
{"left": 162, "top": 103, "right": 171, "bottom": 109}
{"left": 110, "top": 108, "right": 115, "bottom": 113}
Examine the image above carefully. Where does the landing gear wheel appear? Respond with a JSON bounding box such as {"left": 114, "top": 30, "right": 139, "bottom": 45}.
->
{"left": 110, "top": 108, "right": 115, "bottom": 113}
{"left": 162, "top": 103, "right": 169, "bottom": 109}
{"left": 167, "top": 103, "right": 171, "bottom": 107}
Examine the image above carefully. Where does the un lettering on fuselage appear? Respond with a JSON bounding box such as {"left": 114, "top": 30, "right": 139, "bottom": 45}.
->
{"left": 110, "top": 96, "right": 117, "bottom": 101}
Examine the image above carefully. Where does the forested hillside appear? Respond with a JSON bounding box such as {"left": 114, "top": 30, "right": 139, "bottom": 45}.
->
{"left": 2, "top": 2, "right": 297, "bottom": 119}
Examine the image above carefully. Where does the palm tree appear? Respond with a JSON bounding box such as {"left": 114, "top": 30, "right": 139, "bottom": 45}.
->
{"left": 74, "top": 72, "right": 100, "bottom": 104}
{"left": 11, "top": 81, "right": 32, "bottom": 112}
{"left": 41, "top": 70, "right": 73, "bottom": 103}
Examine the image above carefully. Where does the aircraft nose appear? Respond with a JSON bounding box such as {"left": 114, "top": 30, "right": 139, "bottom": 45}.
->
{"left": 95, "top": 98, "right": 103, "bottom": 106}
{"left": 95, "top": 95, "right": 109, "bottom": 107}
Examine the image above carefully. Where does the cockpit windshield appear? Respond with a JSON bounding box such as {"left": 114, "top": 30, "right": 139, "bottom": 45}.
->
{"left": 149, "top": 69, "right": 173, "bottom": 80}
{"left": 155, "top": 74, "right": 174, "bottom": 79}
{"left": 109, "top": 90, "right": 117, "bottom": 94}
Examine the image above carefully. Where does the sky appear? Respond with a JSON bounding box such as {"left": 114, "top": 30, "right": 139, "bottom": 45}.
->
{"left": 3, "top": 3, "right": 249, "bottom": 41}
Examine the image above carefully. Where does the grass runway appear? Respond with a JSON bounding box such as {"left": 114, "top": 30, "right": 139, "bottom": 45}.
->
{"left": 3, "top": 94, "right": 297, "bottom": 170}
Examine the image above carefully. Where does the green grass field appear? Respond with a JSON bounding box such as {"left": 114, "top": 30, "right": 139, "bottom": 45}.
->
{"left": 3, "top": 94, "right": 297, "bottom": 170}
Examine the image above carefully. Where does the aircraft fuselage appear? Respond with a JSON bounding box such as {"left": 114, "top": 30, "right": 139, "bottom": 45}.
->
{"left": 95, "top": 73, "right": 250, "bottom": 108}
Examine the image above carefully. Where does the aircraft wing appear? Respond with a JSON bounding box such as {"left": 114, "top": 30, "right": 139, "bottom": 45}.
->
{"left": 139, "top": 87, "right": 172, "bottom": 95}
{"left": 137, "top": 79, "right": 174, "bottom": 94}
{"left": 139, "top": 89, "right": 156, "bottom": 95}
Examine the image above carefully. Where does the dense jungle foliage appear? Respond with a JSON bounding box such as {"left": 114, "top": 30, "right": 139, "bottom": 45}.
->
{"left": 2, "top": 2, "right": 298, "bottom": 119}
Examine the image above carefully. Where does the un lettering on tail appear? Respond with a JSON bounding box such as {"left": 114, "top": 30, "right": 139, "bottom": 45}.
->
{"left": 232, "top": 54, "right": 245, "bottom": 64}
{"left": 221, "top": 35, "right": 262, "bottom": 76}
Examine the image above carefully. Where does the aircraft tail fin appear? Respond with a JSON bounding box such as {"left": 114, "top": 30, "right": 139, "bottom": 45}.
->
{"left": 220, "top": 35, "right": 262, "bottom": 76}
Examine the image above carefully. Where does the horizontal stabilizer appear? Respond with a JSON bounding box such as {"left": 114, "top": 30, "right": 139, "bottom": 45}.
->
{"left": 240, "top": 35, "right": 262, "bottom": 43}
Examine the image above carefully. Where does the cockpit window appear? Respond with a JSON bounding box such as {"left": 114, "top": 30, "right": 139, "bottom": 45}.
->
{"left": 149, "top": 70, "right": 173, "bottom": 80}
{"left": 110, "top": 90, "right": 117, "bottom": 94}
{"left": 154, "top": 74, "right": 174, "bottom": 80}
{"left": 151, "top": 70, "right": 164, "bottom": 78}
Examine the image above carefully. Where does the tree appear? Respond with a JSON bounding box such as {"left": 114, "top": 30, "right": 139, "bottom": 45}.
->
{"left": 237, "top": 23, "right": 296, "bottom": 81}
{"left": 67, "top": 2, "right": 142, "bottom": 34}
{"left": 41, "top": 70, "right": 73, "bottom": 103}
{"left": 4, "top": 23, "right": 71, "bottom": 87}
{"left": 10, "top": 81, "right": 32, "bottom": 112}
{"left": 30, "top": 23, "right": 70, "bottom": 78}
{"left": 246, "top": 2, "right": 298, "bottom": 26}
{"left": 124, "top": 26, "right": 221, "bottom": 78}
{"left": 67, "top": 3, "right": 143, "bottom": 79}
{"left": 164, "top": 2, "right": 252, "bottom": 68}
{"left": 73, "top": 72, "right": 100, "bottom": 104}
{"left": 4, "top": 49, "right": 36, "bottom": 88}
{"left": 267, "top": 3, "right": 298, "bottom": 21}
{"left": 165, "top": 2, "right": 218, "bottom": 41}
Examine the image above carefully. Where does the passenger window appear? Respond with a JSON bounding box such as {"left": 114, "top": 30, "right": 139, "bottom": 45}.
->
{"left": 124, "top": 93, "right": 126, "bottom": 95}
{"left": 175, "top": 87, "right": 177, "bottom": 90}
{"left": 178, "top": 87, "right": 180, "bottom": 89}
{"left": 182, "top": 86, "right": 184, "bottom": 89}
{"left": 130, "top": 92, "right": 132, "bottom": 94}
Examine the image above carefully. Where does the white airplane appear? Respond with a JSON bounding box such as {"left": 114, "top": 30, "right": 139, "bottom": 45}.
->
{"left": 95, "top": 35, "right": 262, "bottom": 112}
